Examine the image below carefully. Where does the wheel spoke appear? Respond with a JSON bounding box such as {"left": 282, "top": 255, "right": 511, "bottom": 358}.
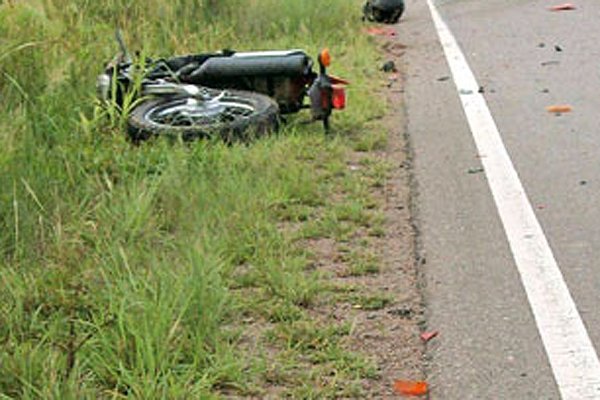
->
{"left": 146, "top": 95, "right": 255, "bottom": 128}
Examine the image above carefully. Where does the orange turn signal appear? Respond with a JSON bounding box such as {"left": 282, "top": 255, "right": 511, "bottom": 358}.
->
{"left": 319, "top": 48, "right": 331, "bottom": 67}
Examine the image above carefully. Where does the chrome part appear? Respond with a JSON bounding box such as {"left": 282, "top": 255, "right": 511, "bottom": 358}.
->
{"left": 145, "top": 95, "right": 255, "bottom": 128}
{"left": 96, "top": 73, "right": 111, "bottom": 101}
{"left": 142, "top": 82, "right": 218, "bottom": 98}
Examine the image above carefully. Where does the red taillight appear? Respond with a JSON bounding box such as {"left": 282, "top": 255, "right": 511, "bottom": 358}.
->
{"left": 332, "top": 86, "right": 346, "bottom": 109}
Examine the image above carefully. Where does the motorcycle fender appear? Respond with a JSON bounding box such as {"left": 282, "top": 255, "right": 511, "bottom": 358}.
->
{"left": 308, "top": 81, "right": 327, "bottom": 120}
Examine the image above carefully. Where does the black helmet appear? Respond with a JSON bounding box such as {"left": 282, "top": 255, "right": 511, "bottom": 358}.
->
{"left": 363, "top": 0, "right": 405, "bottom": 24}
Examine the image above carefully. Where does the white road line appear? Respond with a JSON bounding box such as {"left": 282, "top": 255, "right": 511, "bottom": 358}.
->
{"left": 425, "top": 1, "right": 600, "bottom": 398}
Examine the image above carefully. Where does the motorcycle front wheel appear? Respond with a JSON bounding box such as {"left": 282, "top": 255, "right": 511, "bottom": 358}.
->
{"left": 127, "top": 89, "right": 279, "bottom": 142}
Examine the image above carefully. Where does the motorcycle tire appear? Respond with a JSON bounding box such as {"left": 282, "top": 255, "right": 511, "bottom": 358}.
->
{"left": 127, "top": 88, "right": 279, "bottom": 142}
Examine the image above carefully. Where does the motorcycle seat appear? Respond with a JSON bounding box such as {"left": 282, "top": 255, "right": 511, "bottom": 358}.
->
{"left": 186, "top": 51, "right": 313, "bottom": 82}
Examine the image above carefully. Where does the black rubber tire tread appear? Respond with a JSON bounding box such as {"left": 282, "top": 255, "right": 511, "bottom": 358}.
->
{"left": 127, "top": 88, "right": 279, "bottom": 142}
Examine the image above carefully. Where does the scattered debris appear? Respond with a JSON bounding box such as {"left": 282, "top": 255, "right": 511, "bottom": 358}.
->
{"left": 549, "top": 3, "right": 576, "bottom": 11}
{"left": 468, "top": 167, "right": 485, "bottom": 174}
{"left": 393, "top": 380, "right": 429, "bottom": 396}
{"left": 387, "top": 72, "right": 400, "bottom": 88}
{"left": 388, "top": 306, "right": 414, "bottom": 318}
{"left": 365, "top": 26, "right": 397, "bottom": 37}
{"left": 382, "top": 41, "right": 408, "bottom": 56}
{"left": 437, "top": 76, "right": 450, "bottom": 82}
{"left": 385, "top": 42, "right": 407, "bottom": 50}
{"left": 541, "top": 60, "right": 560, "bottom": 66}
{"left": 382, "top": 60, "right": 397, "bottom": 72}
{"left": 546, "top": 104, "right": 572, "bottom": 114}
{"left": 420, "top": 331, "right": 439, "bottom": 343}
{"left": 554, "top": 44, "right": 563, "bottom": 52}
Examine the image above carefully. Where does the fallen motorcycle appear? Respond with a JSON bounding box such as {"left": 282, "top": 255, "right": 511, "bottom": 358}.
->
{"left": 97, "top": 32, "right": 349, "bottom": 141}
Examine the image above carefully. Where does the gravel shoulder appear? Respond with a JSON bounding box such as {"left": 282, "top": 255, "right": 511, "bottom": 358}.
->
{"left": 359, "top": 42, "right": 426, "bottom": 396}
{"left": 311, "top": 35, "right": 426, "bottom": 397}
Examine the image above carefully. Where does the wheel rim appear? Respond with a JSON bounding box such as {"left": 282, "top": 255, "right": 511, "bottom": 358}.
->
{"left": 145, "top": 95, "right": 256, "bottom": 128}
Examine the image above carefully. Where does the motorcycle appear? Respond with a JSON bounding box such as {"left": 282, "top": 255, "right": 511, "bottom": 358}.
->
{"left": 96, "top": 32, "right": 349, "bottom": 141}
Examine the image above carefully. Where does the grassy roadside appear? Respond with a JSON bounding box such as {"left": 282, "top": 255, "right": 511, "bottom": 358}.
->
{"left": 0, "top": 0, "right": 399, "bottom": 398}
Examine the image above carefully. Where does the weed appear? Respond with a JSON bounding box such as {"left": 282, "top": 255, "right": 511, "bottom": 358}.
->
{"left": 350, "top": 293, "right": 393, "bottom": 311}
{"left": 345, "top": 250, "right": 381, "bottom": 277}
{"left": 353, "top": 129, "right": 389, "bottom": 152}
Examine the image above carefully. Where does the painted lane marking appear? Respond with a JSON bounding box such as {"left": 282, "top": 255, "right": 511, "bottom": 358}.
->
{"left": 425, "top": 1, "right": 600, "bottom": 398}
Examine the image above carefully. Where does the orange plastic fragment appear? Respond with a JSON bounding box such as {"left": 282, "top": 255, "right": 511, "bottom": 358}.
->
{"left": 546, "top": 105, "right": 573, "bottom": 113}
{"left": 393, "top": 380, "right": 429, "bottom": 396}
{"left": 549, "top": 3, "right": 576, "bottom": 11}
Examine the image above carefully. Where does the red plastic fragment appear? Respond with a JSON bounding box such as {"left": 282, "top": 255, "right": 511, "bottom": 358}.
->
{"left": 365, "top": 27, "right": 397, "bottom": 37}
{"left": 549, "top": 3, "right": 576, "bottom": 11}
{"left": 393, "top": 380, "right": 429, "bottom": 396}
{"left": 420, "top": 330, "right": 439, "bottom": 343}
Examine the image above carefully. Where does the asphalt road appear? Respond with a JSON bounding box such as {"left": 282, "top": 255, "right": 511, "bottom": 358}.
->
{"left": 398, "top": 0, "right": 600, "bottom": 398}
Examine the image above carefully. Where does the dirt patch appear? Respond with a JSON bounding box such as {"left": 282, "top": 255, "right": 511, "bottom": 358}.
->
{"left": 347, "top": 61, "right": 425, "bottom": 396}
{"left": 360, "top": 82, "right": 425, "bottom": 397}
{"left": 305, "top": 39, "right": 425, "bottom": 397}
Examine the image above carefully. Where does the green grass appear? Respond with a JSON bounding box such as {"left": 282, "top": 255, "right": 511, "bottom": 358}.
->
{"left": 0, "top": 0, "right": 392, "bottom": 398}
{"left": 343, "top": 249, "right": 381, "bottom": 277}
{"left": 350, "top": 293, "right": 393, "bottom": 311}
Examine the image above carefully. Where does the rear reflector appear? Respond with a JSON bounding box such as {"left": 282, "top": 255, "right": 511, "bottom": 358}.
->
{"left": 332, "top": 86, "right": 346, "bottom": 109}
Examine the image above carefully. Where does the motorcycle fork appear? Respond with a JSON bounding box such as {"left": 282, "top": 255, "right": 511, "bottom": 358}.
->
{"left": 308, "top": 50, "right": 349, "bottom": 132}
